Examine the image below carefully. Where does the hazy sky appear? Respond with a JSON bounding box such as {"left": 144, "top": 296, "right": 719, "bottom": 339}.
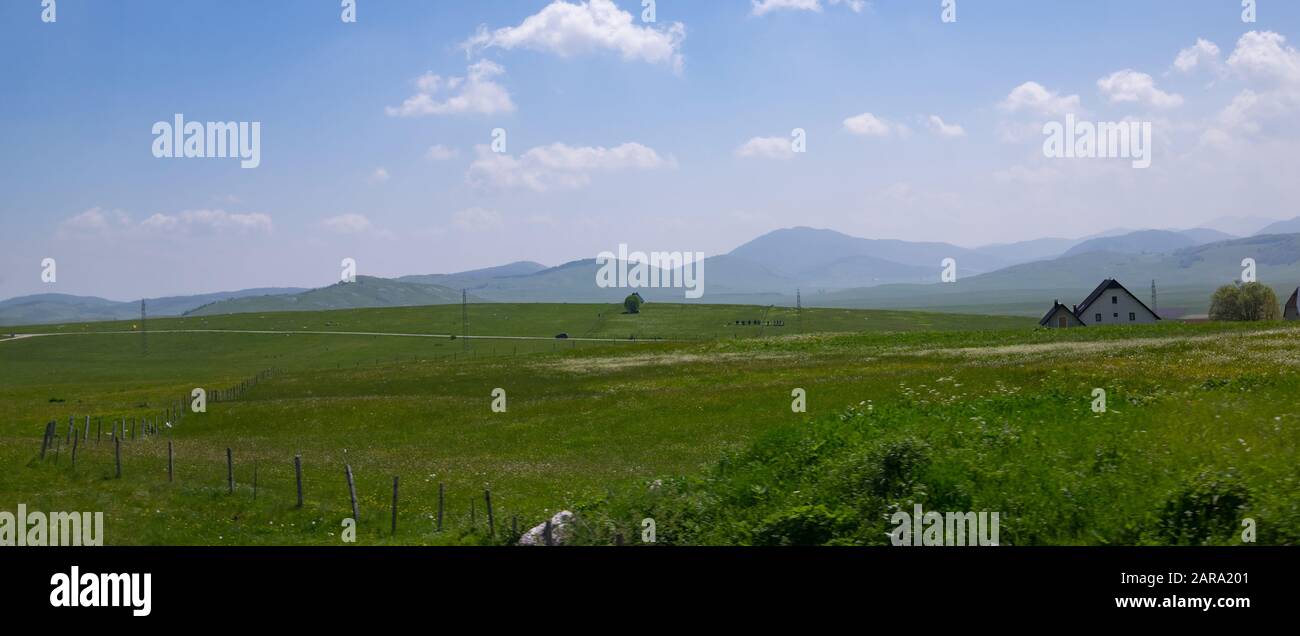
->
{"left": 2, "top": 0, "right": 1299, "bottom": 300}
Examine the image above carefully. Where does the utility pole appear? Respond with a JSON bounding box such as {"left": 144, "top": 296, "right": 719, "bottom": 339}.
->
{"left": 461, "top": 289, "right": 469, "bottom": 352}
{"left": 141, "top": 299, "right": 148, "bottom": 356}
{"left": 796, "top": 288, "right": 803, "bottom": 334}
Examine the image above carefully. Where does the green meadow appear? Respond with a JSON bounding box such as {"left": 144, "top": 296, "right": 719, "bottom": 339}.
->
{"left": 1, "top": 302, "right": 1297, "bottom": 545}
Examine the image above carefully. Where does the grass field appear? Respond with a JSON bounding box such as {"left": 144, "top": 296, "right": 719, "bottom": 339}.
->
{"left": 2, "top": 302, "right": 1297, "bottom": 545}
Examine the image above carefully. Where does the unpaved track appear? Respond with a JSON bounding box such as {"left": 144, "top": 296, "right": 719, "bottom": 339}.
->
{"left": 0, "top": 329, "right": 668, "bottom": 344}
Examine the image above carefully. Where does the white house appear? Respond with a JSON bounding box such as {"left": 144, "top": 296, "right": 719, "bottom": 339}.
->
{"left": 1041, "top": 279, "right": 1161, "bottom": 328}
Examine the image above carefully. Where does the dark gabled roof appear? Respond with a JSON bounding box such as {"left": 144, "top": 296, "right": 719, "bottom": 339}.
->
{"left": 1038, "top": 300, "right": 1085, "bottom": 326}
{"left": 1076, "top": 278, "right": 1161, "bottom": 320}
{"left": 1287, "top": 288, "right": 1299, "bottom": 312}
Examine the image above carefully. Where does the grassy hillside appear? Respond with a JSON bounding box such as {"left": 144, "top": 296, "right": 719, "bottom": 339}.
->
{"left": 819, "top": 233, "right": 1300, "bottom": 316}
{"left": 186, "top": 277, "right": 467, "bottom": 316}
{"left": 0, "top": 288, "right": 308, "bottom": 326}
{"left": 6, "top": 302, "right": 1032, "bottom": 340}
{"left": 3, "top": 302, "right": 1296, "bottom": 546}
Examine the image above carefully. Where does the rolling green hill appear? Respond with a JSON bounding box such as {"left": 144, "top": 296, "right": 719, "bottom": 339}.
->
{"left": 816, "top": 233, "right": 1300, "bottom": 317}
{"left": 0, "top": 288, "right": 307, "bottom": 326}
{"left": 185, "top": 277, "right": 469, "bottom": 316}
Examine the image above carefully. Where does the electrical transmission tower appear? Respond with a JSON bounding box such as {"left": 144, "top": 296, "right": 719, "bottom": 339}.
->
{"left": 1151, "top": 280, "right": 1158, "bottom": 313}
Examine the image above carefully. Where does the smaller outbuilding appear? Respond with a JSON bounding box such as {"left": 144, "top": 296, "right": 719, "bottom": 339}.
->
{"left": 1039, "top": 300, "right": 1086, "bottom": 328}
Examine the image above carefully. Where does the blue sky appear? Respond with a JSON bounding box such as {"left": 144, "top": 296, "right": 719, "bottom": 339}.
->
{"left": 2, "top": 0, "right": 1299, "bottom": 299}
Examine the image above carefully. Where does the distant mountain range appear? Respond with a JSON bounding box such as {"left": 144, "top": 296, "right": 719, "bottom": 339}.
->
{"left": 0, "top": 287, "right": 306, "bottom": 326}
{"left": 5, "top": 217, "right": 1299, "bottom": 325}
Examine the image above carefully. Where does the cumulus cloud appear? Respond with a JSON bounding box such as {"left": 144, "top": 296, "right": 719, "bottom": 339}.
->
{"left": 464, "top": 0, "right": 686, "bottom": 73}
{"left": 426, "top": 145, "right": 459, "bottom": 161}
{"left": 466, "top": 141, "right": 674, "bottom": 192}
{"left": 322, "top": 214, "right": 373, "bottom": 234}
{"left": 750, "top": 0, "right": 865, "bottom": 16}
{"left": 842, "top": 112, "right": 907, "bottom": 137}
{"left": 385, "top": 60, "right": 515, "bottom": 117}
{"left": 999, "top": 81, "right": 1082, "bottom": 116}
{"left": 926, "top": 115, "right": 966, "bottom": 137}
{"left": 735, "top": 136, "right": 796, "bottom": 159}
{"left": 57, "top": 207, "right": 131, "bottom": 236}
{"left": 1173, "top": 38, "right": 1223, "bottom": 75}
{"left": 139, "top": 210, "right": 273, "bottom": 234}
{"left": 452, "top": 207, "right": 504, "bottom": 232}
{"left": 1206, "top": 32, "right": 1300, "bottom": 140}
{"left": 368, "top": 167, "right": 391, "bottom": 183}
{"left": 1097, "top": 69, "right": 1184, "bottom": 108}
{"left": 1226, "top": 30, "right": 1300, "bottom": 84}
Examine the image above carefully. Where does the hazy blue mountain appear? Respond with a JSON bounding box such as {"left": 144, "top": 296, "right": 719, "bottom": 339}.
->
{"left": 185, "top": 277, "right": 467, "bottom": 316}
{"left": 1255, "top": 216, "right": 1300, "bottom": 236}
{"left": 0, "top": 287, "right": 307, "bottom": 326}
{"left": 397, "top": 261, "right": 547, "bottom": 289}
{"left": 728, "top": 227, "right": 1011, "bottom": 278}
{"left": 1202, "top": 215, "right": 1281, "bottom": 237}
{"left": 971, "top": 237, "right": 1079, "bottom": 264}
{"left": 814, "top": 233, "right": 1300, "bottom": 317}
{"left": 1177, "top": 228, "right": 1237, "bottom": 244}
{"left": 1062, "top": 230, "right": 1198, "bottom": 257}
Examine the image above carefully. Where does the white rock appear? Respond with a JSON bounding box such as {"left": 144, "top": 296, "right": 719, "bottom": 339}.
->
{"left": 518, "top": 510, "right": 573, "bottom": 546}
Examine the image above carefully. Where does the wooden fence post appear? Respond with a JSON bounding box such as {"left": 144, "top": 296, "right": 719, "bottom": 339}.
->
{"left": 71, "top": 430, "right": 79, "bottom": 469}
{"left": 40, "top": 421, "right": 53, "bottom": 460}
{"left": 294, "top": 455, "right": 304, "bottom": 508}
{"left": 226, "top": 448, "right": 234, "bottom": 494}
{"left": 485, "top": 490, "right": 495, "bottom": 538}
{"left": 345, "top": 463, "right": 359, "bottom": 523}
{"left": 96, "top": 418, "right": 101, "bottom": 443}
{"left": 391, "top": 476, "right": 399, "bottom": 535}
{"left": 114, "top": 436, "right": 121, "bottom": 478}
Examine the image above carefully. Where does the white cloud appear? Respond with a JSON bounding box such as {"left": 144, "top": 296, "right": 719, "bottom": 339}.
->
{"left": 750, "top": 0, "right": 865, "bottom": 16}
{"left": 140, "top": 210, "right": 273, "bottom": 233}
{"left": 842, "top": 112, "right": 906, "bottom": 137}
{"left": 926, "top": 115, "right": 966, "bottom": 138}
{"left": 464, "top": 0, "right": 686, "bottom": 73}
{"left": 426, "top": 145, "right": 459, "bottom": 161}
{"left": 385, "top": 60, "right": 515, "bottom": 117}
{"left": 735, "top": 136, "right": 796, "bottom": 160}
{"left": 322, "top": 214, "right": 373, "bottom": 235}
{"left": 368, "top": 167, "right": 391, "bottom": 183}
{"left": 1173, "top": 38, "right": 1222, "bottom": 74}
{"left": 466, "top": 141, "right": 674, "bottom": 192}
{"left": 1206, "top": 32, "right": 1300, "bottom": 140}
{"left": 999, "top": 81, "right": 1082, "bottom": 116}
{"left": 57, "top": 207, "right": 130, "bottom": 236}
{"left": 452, "top": 207, "right": 504, "bottom": 233}
{"left": 1226, "top": 31, "right": 1300, "bottom": 84}
{"left": 1097, "top": 69, "right": 1184, "bottom": 108}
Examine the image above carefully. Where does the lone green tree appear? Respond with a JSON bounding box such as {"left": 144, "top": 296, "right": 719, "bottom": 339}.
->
{"left": 1209, "top": 282, "right": 1280, "bottom": 321}
{"left": 623, "top": 293, "right": 643, "bottom": 314}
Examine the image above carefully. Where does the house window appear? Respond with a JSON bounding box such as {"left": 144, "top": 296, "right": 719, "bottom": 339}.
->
{"left": 1113, "top": 313, "right": 1119, "bottom": 318}
{"left": 1112, "top": 296, "right": 1118, "bottom": 304}
{"left": 1129, "top": 312, "right": 1136, "bottom": 321}
{"left": 1095, "top": 313, "right": 1102, "bottom": 322}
